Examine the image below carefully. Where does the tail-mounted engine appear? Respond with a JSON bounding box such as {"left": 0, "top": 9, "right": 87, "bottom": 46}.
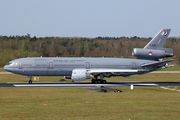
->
{"left": 132, "top": 48, "right": 173, "bottom": 60}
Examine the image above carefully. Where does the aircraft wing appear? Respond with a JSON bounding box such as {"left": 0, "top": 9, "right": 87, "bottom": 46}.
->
{"left": 141, "top": 59, "right": 175, "bottom": 67}
{"left": 88, "top": 69, "right": 138, "bottom": 75}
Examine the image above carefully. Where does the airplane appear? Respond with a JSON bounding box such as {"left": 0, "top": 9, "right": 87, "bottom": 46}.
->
{"left": 4, "top": 29, "right": 174, "bottom": 84}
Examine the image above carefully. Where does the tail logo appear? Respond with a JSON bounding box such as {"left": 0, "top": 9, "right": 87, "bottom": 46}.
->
{"left": 162, "top": 30, "right": 167, "bottom": 36}
{"left": 148, "top": 51, "right": 153, "bottom": 55}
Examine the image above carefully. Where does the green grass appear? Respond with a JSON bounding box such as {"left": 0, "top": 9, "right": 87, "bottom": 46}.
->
{"left": 0, "top": 87, "right": 180, "bottom": 119}
{"left": 0, "top": 73, "right": 180, "bottom": 119}
{"left": 0, "top": 73, "right": 180, "bottom": 83}
{"left": 0, "top": 68, "right": 6, "bottom": 72}
{"left": 160, "top": 66, "right": 180, "bottom": 71}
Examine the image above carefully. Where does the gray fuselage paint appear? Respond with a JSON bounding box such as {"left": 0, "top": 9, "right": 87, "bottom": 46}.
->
{"left": 5, "top": 57, "right": 161, "bottom": 76}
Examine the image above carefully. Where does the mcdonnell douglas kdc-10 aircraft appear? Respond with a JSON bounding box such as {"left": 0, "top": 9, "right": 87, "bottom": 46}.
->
{"left": 4, "top": 29, "right": 174, "bottom": 84}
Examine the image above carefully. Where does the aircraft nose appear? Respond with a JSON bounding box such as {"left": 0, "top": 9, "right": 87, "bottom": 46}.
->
{"left": 4, "top": 65, "right": 7, "bottom": 71}
{"left": 4, "top": 65, "right": 9, "bottom": 72}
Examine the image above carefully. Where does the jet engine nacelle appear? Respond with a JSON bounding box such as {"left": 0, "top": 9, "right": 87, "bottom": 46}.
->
{"left": 71, "top": 69, "right": 87, "bottom": 81}
{"left": 71, "top": 69, "right": 94, "bottom": 81}
{"left": 132, "top": 48, "right": 173, "bottom": 60}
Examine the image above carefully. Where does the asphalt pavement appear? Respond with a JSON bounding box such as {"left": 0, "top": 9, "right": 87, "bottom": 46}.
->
{"left": 0, "top": 82, "right": 180, "bottom": 88}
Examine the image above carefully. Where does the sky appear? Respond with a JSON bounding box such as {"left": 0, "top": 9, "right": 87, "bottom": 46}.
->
{"left": 0, "top": 0, "right": 180, "bottom": 38}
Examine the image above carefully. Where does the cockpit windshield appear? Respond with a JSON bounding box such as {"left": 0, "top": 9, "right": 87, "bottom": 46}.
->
{"left": 6, "top": 63, "right": 13, "bottom": 65}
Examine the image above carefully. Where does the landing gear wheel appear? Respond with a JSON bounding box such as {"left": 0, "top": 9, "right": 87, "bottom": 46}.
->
{"left": 91, "top": 79, "right": 95, "bottom": 84}
{"left": 29, "top": 80, "right": 32, "bottom": 84}
{"left": 28, "top": 76, "right": 32, "bottom": 84}
{"left": 97, "top": 80, "right": 101, "bottom": 84}
{"left": 102, "top": 80, "right": 106, "bottom": 84}
{"left": 92, "top": 79, "right": 107, "bottom": 84}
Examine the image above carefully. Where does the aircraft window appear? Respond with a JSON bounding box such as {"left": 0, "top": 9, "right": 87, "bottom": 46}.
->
{"left": 54, "top": 64, "right": 85, "bottom": 66}
{"left": 7, "top": 63, "right": 12, "bottom": 65}
{"left": 7, "top": 63, "right": 14, "bottom": 66}
{"left": 24, "top": 64, "right": 32, "bottom": 66}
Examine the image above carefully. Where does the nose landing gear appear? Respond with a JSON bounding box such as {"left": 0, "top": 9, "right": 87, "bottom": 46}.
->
{"left": 28, "top": 76, "right": 32, "bottom": 84}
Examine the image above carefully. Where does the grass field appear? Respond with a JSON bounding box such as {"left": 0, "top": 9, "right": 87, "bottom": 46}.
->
{"left": 0, "top": 69, "right": 180, "bottom": 119}
{"left": 0, "top": 73, "right": 180, "bottom": 83}
{"left": 0, "top": 68, "right": 6, "bottom": 72}
{"left": 160, "top": 66, "right": 180, "bottom": 71}
{"left": 0, "top": 87, "right": 180, "bottom": 119}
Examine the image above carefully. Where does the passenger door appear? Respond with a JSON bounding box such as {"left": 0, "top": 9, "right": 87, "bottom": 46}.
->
{"left": 132, "top": 62, "right": 136, "bottom": 69}
{"left": 49, "top": 62, "right": 53, "bottom": 69}
{"left": 86, "top": 62, "right": 90, "bottom": 69}
{"left": 19, "top": 62, "right": 22, "bottom": 69}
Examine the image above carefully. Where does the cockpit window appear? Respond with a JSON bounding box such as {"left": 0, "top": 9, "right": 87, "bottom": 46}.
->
{"left": 6, "top": 63, "right": 14, "bottom": 66}
{"left": 7, "top": 63, "right": 12, "bottom": 65}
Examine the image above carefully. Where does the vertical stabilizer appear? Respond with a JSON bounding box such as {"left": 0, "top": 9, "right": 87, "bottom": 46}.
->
{"left": 144, "top": 29, "right": 171, "bottom": 49}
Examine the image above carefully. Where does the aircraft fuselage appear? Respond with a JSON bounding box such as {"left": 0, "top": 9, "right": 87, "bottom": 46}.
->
{"left": 4, "top": 57, "right": 161, "bottom": 77}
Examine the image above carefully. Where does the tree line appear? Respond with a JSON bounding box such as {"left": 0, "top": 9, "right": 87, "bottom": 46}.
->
{"left": 0, "top": 34, "right": 180, "bottom": 67}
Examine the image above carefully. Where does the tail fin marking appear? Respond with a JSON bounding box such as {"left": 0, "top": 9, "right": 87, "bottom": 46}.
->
{"left": 144, "top": 29, "right": 171, "bottom": 49}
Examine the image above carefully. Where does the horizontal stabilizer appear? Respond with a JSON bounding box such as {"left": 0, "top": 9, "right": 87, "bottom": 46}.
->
{"left": 141, "top": 59, "right": 175, "bottom": 67}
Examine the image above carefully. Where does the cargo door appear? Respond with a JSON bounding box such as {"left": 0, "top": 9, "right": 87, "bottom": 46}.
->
{"left": 35, "top": 59, "right": 48, "bottom": 75}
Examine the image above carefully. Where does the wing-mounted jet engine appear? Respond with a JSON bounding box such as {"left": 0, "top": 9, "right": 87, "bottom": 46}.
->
{"left": 65, "top": 69, "right": 94, "bottom": 81}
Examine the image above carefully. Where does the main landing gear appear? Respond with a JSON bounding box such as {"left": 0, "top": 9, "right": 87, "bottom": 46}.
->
{"left": 91, "top": 74, "right": 106, "bottom": 84}
{"left": 91, "top": 79, "right": 106, "bottom": 84}
{"left": 28, "top": 76, "right": 32, "bottom": 84}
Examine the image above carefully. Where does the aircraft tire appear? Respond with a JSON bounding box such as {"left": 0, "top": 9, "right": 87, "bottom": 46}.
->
{"left": 29, "top": 80, "right": 32, "bottom": 84}
{"left": 97, "top": 80, "right": 101, "bottom": 84}
{"left": 102, "top": 80, "right": 106, "bottom": 84}
{"left": 91, "top": 79, "right": 95, "bottom": 83}
{"left": 94, "top": 80, "right": 98, "bottom": 84}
